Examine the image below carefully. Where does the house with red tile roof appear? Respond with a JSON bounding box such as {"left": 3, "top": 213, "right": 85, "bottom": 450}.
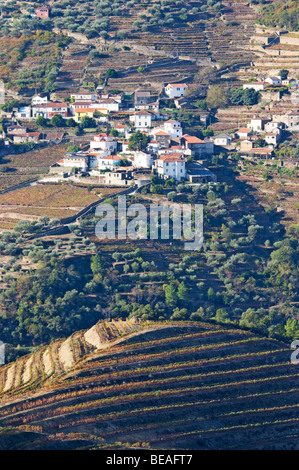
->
{"left": 154, "top": 154, "right": 187, "bottom": 181}
{"left": 165, "top": 83, "right": 188, "bottom": 99}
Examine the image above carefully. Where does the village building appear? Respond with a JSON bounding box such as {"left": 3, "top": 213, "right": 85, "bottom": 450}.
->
{"left": 154, "top": 154, "right": 187, "bottom": 181}
{"left": 114, "top": 124, "right": 130, "bottom": 135}
{"left": 97, "top": 155, "right": 123, "bottom": 170}
{"left": 180, "top": 134, "right": 214, "bottom": 157}
{"left": 16, "top": 106, "right": 31, "bottom": 119}
{"left": 13, "top": 132, "right": 41, "bottom": 144}
{"left": 70, "top": 102, "right": 93, "bottom": 115}
{"left": 199, "top": 112, "right": 211, "bottom": 127}
{"left": 134, "top": 90, "right": 151, "bottom": 106}
{"left": 174, "top": 96, "right": 193, "bottom": 109}
{"left": 188, "top": 162, "right": 217, "bottom": 184}
{"left": 236, "top": 128, "right": 253, "bottom": 139}
{"left": 163, "top": 120, "right": 183, "bottom": 139}
{"left": 35, "top": 7, "right": 50, "bottom": 19}
{"left": 94, "top": 99, "right": 120, "bottom": 112}
{"left": 151, "top": 130, "right": 171, "bottom": 148}
{"left": 249, "top": 148, "right": 273, "bottom": 158}
{"left": 74, "top": 108, "right": 95, "bottom": 123}
{"left": 165, "top": 83, "right": 188, "bottom": 99}
{"left": 265, "top": 76, "right": 282, "bottom": 85}
{"left": 70, "top": 91, "right": 97, "bottom": 102}
{"left": 249, "top": 118, "right": 270, "bottom": 132}
{"left": 272, "top": 111, "right": 299, "bottom": 128}
{"left": 130, "top": 110, "right": 152, "bottom": 131}
{"left": 98, "top": 168, "right": 134, "bottom": 186}
{"left": 59, "top": 153, "right": 89, "bottom": 171}
{"left": 243, "top": 82, "right": 265, "bottom": 92}
{"left": 90, "top": 134, "right": 117, "bottom": 154}
{"left": 213, "top": 133, "right": 232, "bottom": 146}
{"left": 240, "top": 140, "right": 253, "bottom": 152}
{"left": 264, "top": 121, "right": 284, "bottom": 132}
{"left": 32, "top": 102, "right": 68, "bottom": 119}
{"left": 265, "top": 133, "right": 280, "bottom": 146}
{"left": 6, "top": 124, "right": 27, "bottom": 135}
{"left": 31, "top": 95, "right": 48, "bottom": 106}
{"left": 125, "top": 151, "right": 153, "bottom": 169}
{"left": 147, "top": 140, "right": 160, "bottom": 154}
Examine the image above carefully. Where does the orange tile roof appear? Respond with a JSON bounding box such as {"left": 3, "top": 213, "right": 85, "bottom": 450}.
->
{"left": 237, "top": 128, "right": 252, "bottom": 133}
{"left": 182, "top": 134, "right": 205, "bottom": 144}
{"left": 167, "top": 83, "right": 188, "bottom": 88}
{"left": 75, "top": 108, "right": 95, "bottom": 113}
{"left": 100, "top": 155, "right": 123, "bottom": 160}
{"left": 158, "top": 154, "right": 186, "bottom": 162}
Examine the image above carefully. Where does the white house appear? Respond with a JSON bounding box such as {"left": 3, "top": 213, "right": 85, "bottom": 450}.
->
{"left": 243, "top": 82, "right": 265, "bottom": 92}
{"left": 90, "top": 133, "right": 117, "bottom": 154}
{"left": 236, "top": 128, "right": 253, "bottom": 139}
{"left": 265, "top": 133, "right": 280, "bottom": 146}
{"left": 94, "top": 98, "right": 119, "bottom": 112}
{"left": 165, "top": 83, "right": 188, "bottom": 99}
{"left": 69, "top": 101, "right": 92, "bottom": 115}
{"left": 163, "top": 120, "right": 183, "bottom": 139}
{"left": 154, "top": 154, "right": 186, "bottom": 181}
{"left": 130, "top": 110, "right": 152, "bottom": 131}
{"left": 60, "top": 154, "right": 89, "bottom": 171}
{"left": 71, "top": 91, "right": 97, "bottom": 102}
{"left": 16, "top": 106, "right": 31, "bottom": 119}
{"left": 32, "top": 102, "right": 68, "bottom": 119}
{"left": 265, "top": 76, "right": 282, "bottom": 85}
{"left": 264, "top": 121, "right": 283, "bottom": 133}
{"left": 114, "top": 124, "right": 130, "bottom": 135}
{"left": 213, "top": 133, "right": 232, "bottom": 146}
{"left": 31, "top": 95, "right": 48, "bottom": 106}
{"left": 126, "top": 151, "right": 153, "bottom": 169}
{"left": 97, "top": 155, "right": 123, "bottom": 170}
{"left": 249, "top": 118, "right": 269, "bottom": 132}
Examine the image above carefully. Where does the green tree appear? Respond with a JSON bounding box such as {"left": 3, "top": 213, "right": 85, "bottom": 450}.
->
{"left": 128, "top": 131, "right": 150, "bottom": 151}
{"left": 177, "top": 281, "right": 189, "bottom": 302}
{"left": 91, "top": 254, "right": 103, "bottom": 275}
{"left": 51, "top": 114, "right": 65, "bottom": 127}
{"left": 35, "top": 115, "right": 47, "bottom": 127}
{"left": 164, "top": 282, "right": 178, "bottom": 308}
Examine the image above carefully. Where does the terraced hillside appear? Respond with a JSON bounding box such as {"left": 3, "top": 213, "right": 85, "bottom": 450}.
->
{"left": 51, "top": 0, "right": 258, "bottom": 94}
{"left": 0, "top": 321, "right": 298, "bottom": 450}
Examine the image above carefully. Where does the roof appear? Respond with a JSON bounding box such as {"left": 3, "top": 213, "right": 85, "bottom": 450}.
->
{"left": 45, "top": 132, "right": 65, "bottom": 139}
{"left": 135, "top": 91, "right": 151, "bottom": 96}
{"left": 215, "top": 133, "right": 232, "bottom": 139}
{"left": 100, "top": 155, "right": 123, "bottom": 160}
{"left": 135, "top": 110, "right": 151, "bottom": 116}
{"left": 167, "top": 83, "right": 188, "bottom": 88}
{"left": 155, "top": 131, "right": 170, "bottom": 136}
{"left": 27, "top": 132, "right": 41, "bottom": 137}
{"left": 252, "top": 148, "right": 273, "bottom": 154}
{"left": 71, "top": 91, "right": 95, "bottom": 95}
{"left": 237, "top": 128, "right": 252, "bottom": 134}
{"left": 71, "top": 101, "right": 92, "bottom": 106}
{"left": 75, "top": 108, "right": 95, "bottom": 113}
{"left": 157, "top": 154, "right": 186, "bottom": 162}
{"left": 182, "top": 134, "right": 205, "bottom": 144}
{"left": 98, "top": 99, "right": 117, "bottom": 104}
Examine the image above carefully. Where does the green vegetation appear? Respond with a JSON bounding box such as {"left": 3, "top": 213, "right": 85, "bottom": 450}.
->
{"left": 257, "top": 1, "right": 299, "bottom": 30}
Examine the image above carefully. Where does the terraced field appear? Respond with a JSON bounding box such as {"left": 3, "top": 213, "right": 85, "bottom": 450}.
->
{"left": 0, "top": 320, "right": 298, "bottom": 450}
{"left": 0, "top": 184, "right": 121, "bottom": 223}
